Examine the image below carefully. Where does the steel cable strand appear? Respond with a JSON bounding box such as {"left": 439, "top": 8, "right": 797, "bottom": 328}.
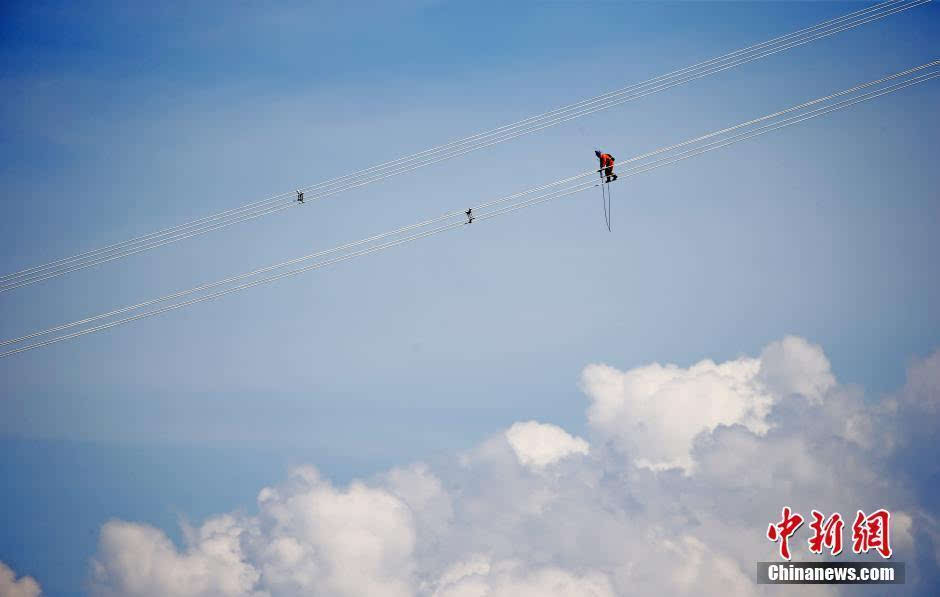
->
{"left": 1, "top": 0, "right": 926, "bottom": 286}
{"left": 3, "top": 69, "right": 936, "bottom": 357}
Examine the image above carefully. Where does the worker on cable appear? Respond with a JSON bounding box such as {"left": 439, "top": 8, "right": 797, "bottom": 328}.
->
{"left": 595, "top": 149, "right": 618, "bottom": 183}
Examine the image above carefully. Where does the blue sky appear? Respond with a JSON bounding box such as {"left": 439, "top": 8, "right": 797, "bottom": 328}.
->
{"left": 0, "top": 2, "right": 938, "bottom": 595}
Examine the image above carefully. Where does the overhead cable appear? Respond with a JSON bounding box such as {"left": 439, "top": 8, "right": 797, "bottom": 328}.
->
{"left": 1, "top": 62, "right": 935, "bottom": 358}
{"left": 0, "top": 0, "right": 928, "bottom": 291}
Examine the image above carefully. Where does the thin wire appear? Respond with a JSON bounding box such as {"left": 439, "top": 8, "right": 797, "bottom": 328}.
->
{"left": 4, "top": 53, "right": 936, "bottom": 293}
{"left": 0, "top": 188, "right": 600, "bottom": 358}
{"left": 608, "top": 182, "right": 612, "bottom": 232}
{"left": 0, "top": 160, "right": 616, "bottom": 292}
{"left": 5, "top": 0, "right": 927, "bottom": 290}
{"left": 0, "top": 180, "right": 588, "bottom": 346}
{"left": 0, "top": 0, "right": 927, "bottom": 289}
{"left": 478, "top": 75, "right": 939, "bottom": 222}
{"left": 2, "top": 68, "right": 935, "bottom": 358}
{"left": 287, "top": 0, "right": 925, "bottom": 195}
{"left": 6, "top": 67, "right": 938, "bottom": 344}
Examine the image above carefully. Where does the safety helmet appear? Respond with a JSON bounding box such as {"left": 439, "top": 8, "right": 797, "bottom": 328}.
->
{"left": 594, "top": 149, "right": 601, "bottom": 157}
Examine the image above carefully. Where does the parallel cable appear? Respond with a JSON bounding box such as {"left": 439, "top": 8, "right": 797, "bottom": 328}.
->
{"left": 1, "top": 64, "right": 935, "bottom": 358}
{"left": 3, "top": 54, "right": 936, "bottom": 296}
{"left": 0, "top": 178, "right": 591, "bottom": 347}
{"left": 477, "top": 77, "right": 938, "bottom": 222}
{"left": 0, "top": 0, "right": 929, "bottom": 290}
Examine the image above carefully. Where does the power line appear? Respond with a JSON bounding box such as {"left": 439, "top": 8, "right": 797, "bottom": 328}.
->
{"left": 4, "top": 49, "right": 935, "bottom": 293}
{"left": 0, "top": 0, "right": 928, "bottom": 291}
{"left": 2, "top": 63, "right": 935, "bottom": 358}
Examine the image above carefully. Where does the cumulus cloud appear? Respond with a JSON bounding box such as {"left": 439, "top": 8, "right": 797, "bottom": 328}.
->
{"left": 582, "top": 354, "right": 769, "bottom": 471}
{"left": 251, "top": 466, "right": 416, "bottom": 597}
{"left": 92, "top": 466, "right": 419, "bottom": 597}
{"left": 90, "top": 337, "right": 940, "bottom": 596}
{"left": 580, "top": 336, "right": 842, "bottom": 472}
{"left": 900, "top": 350, "right": 940, "bottom": 413}
{"left": 757, "top": 335, "right": 835, "bottom": 403}
{"left": 504, "top": 421, "right": 589, "bottom": 469}
{"left": 0, "top": 562, "right": 41, "bottom": 597}
{"left": 429, "top": 557, "right": 615, "bottom": 597}
{"left": 91, "top": 517, "right": 261, "bottom": 597}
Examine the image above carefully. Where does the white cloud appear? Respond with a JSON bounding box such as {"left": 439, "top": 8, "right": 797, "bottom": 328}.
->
{"left": 757, "top": 335, "right": 835, "bottom": 403}
{"left": 0, "top": 562, "right": 41, "bottom": 597}
{"left": 504, "top": 421, "right": 589, "bottom": 469}
{"left": 90, "top": 517, "right": 261, "bottom": 597}
{"left": 250, "top": 466, "right": 416, "bottom": 597}
{"left": 91, "top": 466, "right": 417, "bottom": 597}
{"left": 900, "top": 350, "right": 940, "bottom": 413}
{"left": 383, "top": 463, "right": 454, "bottom": 546}
{"left": 656, "top": 536, "right": 753, "bottom": 596}
{"left": 90, "top": 338, "right": 940, "bottom": 596}
{"left": 582, "top": 355, "right": 772, "bottom": 471}
{"left": 580, "top": 336, "right": 838, "bottom": 472}
{"left": 429, "top": 557, "right": 614, "bottom": 597}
